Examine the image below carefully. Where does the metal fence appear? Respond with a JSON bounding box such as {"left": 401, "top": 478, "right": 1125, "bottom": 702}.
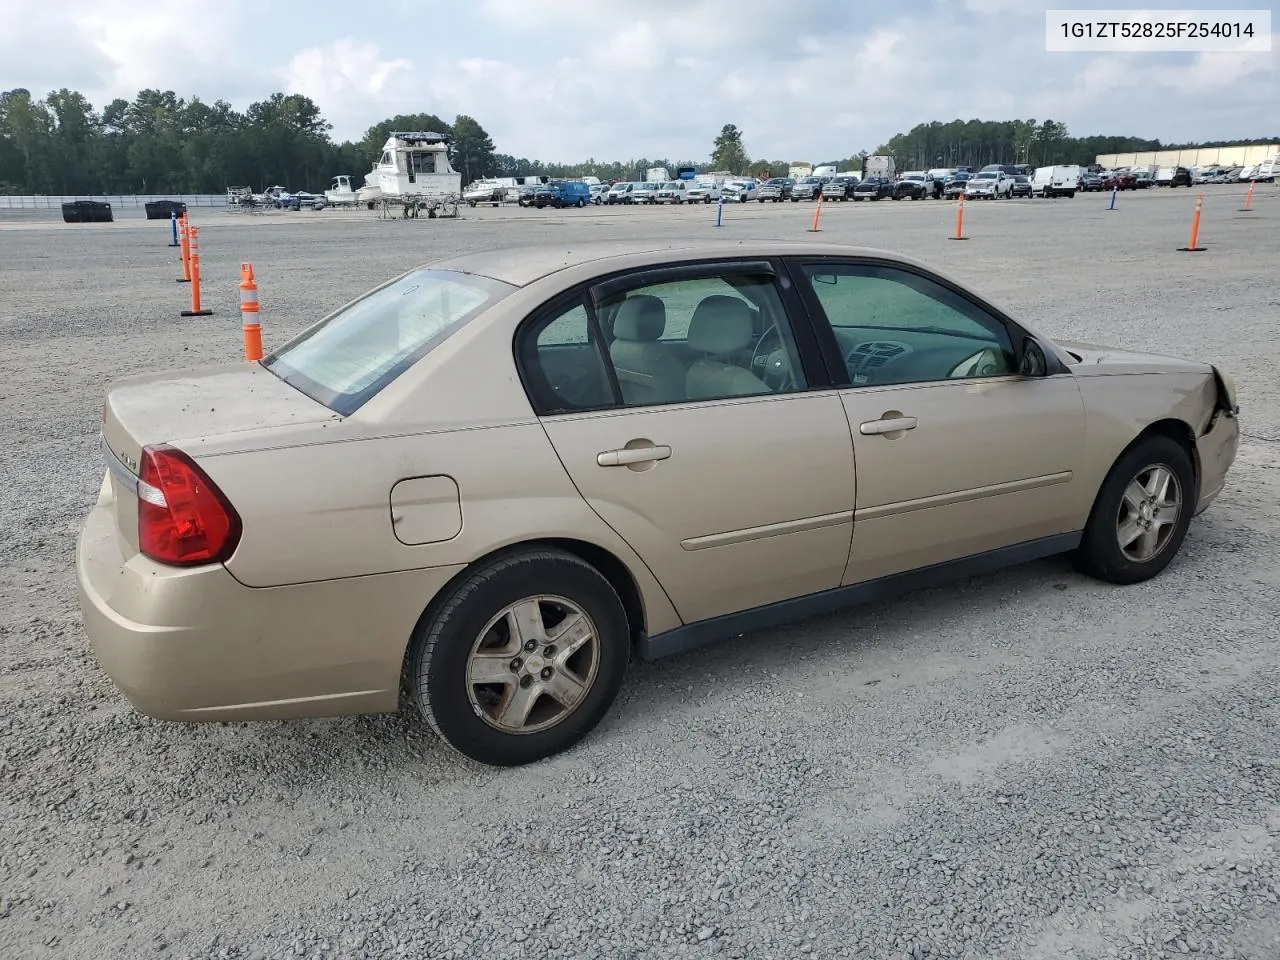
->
{"left": 0, "top": 194, "right": 228, "bottom": 209}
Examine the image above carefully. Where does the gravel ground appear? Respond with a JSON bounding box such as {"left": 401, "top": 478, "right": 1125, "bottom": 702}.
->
{"left": 2, "top": 185, "right": 1279, "bottom": 960}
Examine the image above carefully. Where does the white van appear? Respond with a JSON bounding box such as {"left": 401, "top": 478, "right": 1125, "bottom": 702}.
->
{"left": 1033, "top": 165, "right": 1080, "bottom": 198}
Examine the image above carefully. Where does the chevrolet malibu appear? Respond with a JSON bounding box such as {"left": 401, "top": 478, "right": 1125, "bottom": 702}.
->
{"left": 77, "top": 241, "right": 1240, "bottom": 766}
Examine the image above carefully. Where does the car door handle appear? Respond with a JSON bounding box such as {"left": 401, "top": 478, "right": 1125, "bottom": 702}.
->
{"left": 859, "top": 416, "right": 918, "bottom": 435}
{"left": 597, "top": 444, "right": 672, "bottom": 467}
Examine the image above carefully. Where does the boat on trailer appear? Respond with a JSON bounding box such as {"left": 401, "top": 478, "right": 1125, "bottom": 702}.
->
{"left": 357, "top": 132, "right": 462, "bottom": 218}
{"left": 323, "top": 175, "right": 360, "bottom": 207}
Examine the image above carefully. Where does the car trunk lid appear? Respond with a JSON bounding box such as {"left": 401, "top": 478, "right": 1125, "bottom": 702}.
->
{"left": 101, "top": 363, "right": 338, "bottom": 557}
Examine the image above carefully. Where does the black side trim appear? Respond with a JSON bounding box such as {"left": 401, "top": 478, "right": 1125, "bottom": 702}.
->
{"left": 637, "top": 532, "right": 1082, "bottom": 661}
{"left": 588, "top": 259, "right": 776, "bottom": 305}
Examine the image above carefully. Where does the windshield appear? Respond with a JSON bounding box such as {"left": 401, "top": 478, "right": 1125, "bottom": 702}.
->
{"left": 263, "top": 268, "right": 515, "bottom": 415}
{"left": 975, "top": 172, "right": 996, "bottom": 179}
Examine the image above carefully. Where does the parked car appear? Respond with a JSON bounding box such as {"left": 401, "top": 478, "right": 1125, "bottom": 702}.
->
{"left": 852, "top": 178, "right": 894, "bottom": 200}
{"left": 965, "top": 170, "right": 1013, "bottom": 199}
{"left": 588, "top": 183, "right": 609, "bottom": 204}
{"left": 533, "top": 180, "right": 592, "bottom": 208}
{"left": 77, "top": 240, "right": 1241, "bottom": 766}
{"left": 1032, "top": 165, "right": 1078, "bottom": 199}
{"left": 721, "top": 179, "right": 758, "bottom": 202}
{"left": 1080, "top": 172, "right": 1105, "bottom": 192}
{"left": 516, "top": 185, "right": 540, "bottom": 207}
{"left": 820, "top": 176, "right": 858, "bottom": 201}
{"left": 927, "top": 169, "right": 955, "bottom": 196}
{"left": 628, "top": 182, "right": 662, "bottom": 204}
{"left": 606, "top": 182, "right": 635, "bottom": 204}
{"left": 892, "top": 175, "right": 930, "bottom": 200}
{"left": 1009, "top": 175, "right": 1033, "bottom": 198}
{"left": 1132, "top": 171, "right": 1155, "bottom": 188}
{"left": 1168, "top": 166, "right": 1193, "bottom": 188}
{"left": 1111, "top": 172, "right": 1137, "bottom": 190}
{"left": 943, "top": 173, "right": 972, "bottom": 198}
{"left": 654, "top": 181, "right": 695, "bottom": 204}
{"left": 791, "top": 177, "right": 827, "bottom": 201}
{"left": 756, "top": 178, "right": 794, "bottom": 202}
{"left": 685, "top": 180, "right": 721, "bottom": 203}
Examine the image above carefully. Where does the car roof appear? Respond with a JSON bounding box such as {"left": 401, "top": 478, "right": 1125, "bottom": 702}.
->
{"left": 424, "top": 240, "right": 945, "bottom": 289}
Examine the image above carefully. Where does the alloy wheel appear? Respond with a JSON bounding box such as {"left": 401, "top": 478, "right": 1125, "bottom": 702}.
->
{"left": 1116, "top": 463, "right": 1183, "bottom": 562}
{"left": 466, "top": 596, "right": 600, "bottom": 734}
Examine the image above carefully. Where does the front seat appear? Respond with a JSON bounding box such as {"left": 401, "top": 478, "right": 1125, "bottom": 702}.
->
{"left": 609, "top": 295, "right": 686, "bottom": 405}
{"left": 685, "top": 295, "right": 773, "bottom": 400}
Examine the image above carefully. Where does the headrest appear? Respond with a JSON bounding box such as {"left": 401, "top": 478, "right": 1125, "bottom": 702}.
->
{"left": 612, "top": 295, "right": 666, "bottom": 342}
{"left": 687, "top": 295, "right": 754, "bottom": 354}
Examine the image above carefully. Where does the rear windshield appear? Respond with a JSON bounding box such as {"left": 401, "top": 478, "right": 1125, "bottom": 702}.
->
{"left": 263, "top": 268, "right": 515, "bottom": 415}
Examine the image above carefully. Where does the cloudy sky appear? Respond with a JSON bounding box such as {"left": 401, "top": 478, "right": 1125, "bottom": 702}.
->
{"left": 1, "top": 0, "right": 1275, "bottom": 162}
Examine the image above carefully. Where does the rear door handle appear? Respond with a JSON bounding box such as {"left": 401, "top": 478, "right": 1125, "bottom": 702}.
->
{"left": 859, "top": 416, "right": 918, "bottom": 436}
{"left": 597, "top": 444, "right": 672, "bottom": 467}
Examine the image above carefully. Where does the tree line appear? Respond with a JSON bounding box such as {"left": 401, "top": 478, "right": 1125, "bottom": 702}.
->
{"left": 1, "top": 86, "right": 1273, "bottom": 196}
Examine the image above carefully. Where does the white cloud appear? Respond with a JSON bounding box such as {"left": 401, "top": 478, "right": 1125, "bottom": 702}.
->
{"left": 279, "top": 40, "right": 416, "bottom": 135}
{"left": 2, "top": 0, "right": 1276, "bottom": 164}
{"left": 3, "top": 0, "right": 269, "bottom": 108}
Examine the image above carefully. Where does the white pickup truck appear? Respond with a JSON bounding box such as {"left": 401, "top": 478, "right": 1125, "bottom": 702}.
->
{"left": 685, "top": 178, "right": 722, "bottom": 203}
{"left": 964, "top": 170, "right": 1013, "bottom": 199}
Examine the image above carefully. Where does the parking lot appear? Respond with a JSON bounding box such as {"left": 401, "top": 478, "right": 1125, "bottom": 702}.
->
{"left": 2, "top": 184, "right": 1279, "bottom": 960}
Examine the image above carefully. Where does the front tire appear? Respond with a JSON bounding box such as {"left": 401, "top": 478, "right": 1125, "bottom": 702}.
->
{"left": 408, "top": 549, "right": 630, "bottom": 766}
{"left": 1071, "top": 434, "right": 1196, "bottom": 585}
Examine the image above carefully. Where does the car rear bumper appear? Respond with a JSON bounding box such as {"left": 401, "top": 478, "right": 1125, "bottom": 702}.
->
{"left": 1194, "top": 411, "right": 1239, "bottom": 516}
{"left": 75, "top": 479, "right": 466, "bottom": 722}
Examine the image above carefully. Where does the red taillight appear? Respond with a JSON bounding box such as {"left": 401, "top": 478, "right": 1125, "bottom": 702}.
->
{"left": 137, "top": 444, "right": 241, "bottom": 567}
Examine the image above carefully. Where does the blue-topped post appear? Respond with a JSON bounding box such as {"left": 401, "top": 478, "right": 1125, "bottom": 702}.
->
{"left": 715, "top": 194, "right": 724, "bottom": 227}
{"left": 1108, "top": 186, "right": 1117, "bottom": 211}
{"left": 169, "top": 210, "right": 180, "bottom": 246}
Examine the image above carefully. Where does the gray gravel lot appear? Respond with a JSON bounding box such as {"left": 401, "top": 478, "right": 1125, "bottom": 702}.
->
{"left": 2, "top": 185, "right": 1279, "bottom": 960}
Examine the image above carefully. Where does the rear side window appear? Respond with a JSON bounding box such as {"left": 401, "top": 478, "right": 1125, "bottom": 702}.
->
{"left": 264, "top": 268, "right": 516, "bottom": 415}
{"left": 517, "top": 299, "right": 617, "bottom": 413}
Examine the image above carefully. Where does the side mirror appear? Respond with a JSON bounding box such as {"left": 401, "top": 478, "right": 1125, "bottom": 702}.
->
{"left": 1019, "top": 337, "right": 1049, "bottom": 377}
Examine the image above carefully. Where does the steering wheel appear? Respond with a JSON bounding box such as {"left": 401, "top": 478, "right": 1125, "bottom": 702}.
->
{"left": 948, "top": 347, "right": 1005, "bottom": 379}
{"left": 750, "top": 325, "right": 796, "bottom": 390}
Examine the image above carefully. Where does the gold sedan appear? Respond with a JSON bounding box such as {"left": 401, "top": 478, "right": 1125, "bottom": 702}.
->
{"left": 76, "top": 241, "right": 1240, "bottom": 766}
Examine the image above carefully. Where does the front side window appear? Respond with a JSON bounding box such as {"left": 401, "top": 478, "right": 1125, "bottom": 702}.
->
{"left": 797, "top": 262, "right": 1016, "bottom": 387}
{"left": 264, "top": 269, "right": 515, "bottom": 415}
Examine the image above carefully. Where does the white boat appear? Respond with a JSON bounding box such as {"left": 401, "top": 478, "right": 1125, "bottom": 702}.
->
{"left": 324, "top": 175, "right": 360, "bottom": 207}
{"left": 462, "top": 179, "right": 508, "bottom": 206}
{"left": 356, "top": 132, "right": 462, "bottom": 216}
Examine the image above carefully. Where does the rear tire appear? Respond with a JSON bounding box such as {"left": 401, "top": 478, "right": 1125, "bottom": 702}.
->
{"left": 407, "top": 549, "right": 630, "bottom": 766}
{"left": 1071, "top": 434, "right": 1196, "bottom": 585}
